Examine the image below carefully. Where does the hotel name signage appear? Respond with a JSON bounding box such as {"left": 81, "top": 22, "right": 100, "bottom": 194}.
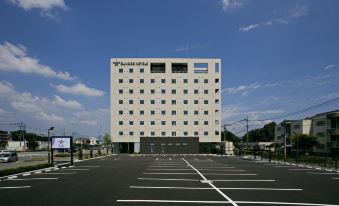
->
{"left": 112, "top": 60, "right": 149, "bottom": 67}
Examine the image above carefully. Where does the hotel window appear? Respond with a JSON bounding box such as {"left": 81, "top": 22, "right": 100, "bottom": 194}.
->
{"left": 183, "top": 100, "right": 188, "bottom": 104}
{"left": 172, "top": 111, "right": 176, "bottom": 115}
{"left": 129, "top": 68, "right": 133, "bottom": 73}
{"left": 129, "top": 89, "right": 133, "bottom": 94}
{"left": 140, "top": 89, "right": 144, "bottom": 94}
{"left": 151, "top": 63, "right": 166, "bottom": 73}
{"left": 140, "top": 121, "right": 144, "bottom": 125}
{"left": 204, "top": 110, "right": 208, "bottom": 115}
{"left": 215, "top": 131, "right": 220, "bottom": 135}
{"left": 204, "top": 131, "right": 208, "bottom": 136}
{"left": 119, "top": 110, "right": 123, "bottom": 115}
{"left": 215, "top": 78, "right": 219, "bottom": 83}
{"left": 129, "top": 131, "right": 134, "bottom": 136}
{"left": 119, "top": 68, "right": 123, "bottom": 73}
{"left": 151, "top": 121, "right": 155, "bottom": 125}
{"left": 129, "top": 79, "right": 133, "bottom": 83}
{"left": 161, "top": 79, "right": 166, "bottom": 83}
{"left": 172, "top": 121, "right": 176, "bottom": 126}
{"left": 204, "top": 121, "right": 208, "bottom": 125}
{"left": 161, "top": 89, "right": 166, "bottom": 94}
{"left": 151, "top": 89, "right": 155, "bottom": 94}
{"left": 119, "top": 131, "right": 123, "bottom": 136}
{"left": 140, "top": 100, "right": 144, "bottom": 104}
{"left": 194, "top": 100, "right": 199, "bottom": 104}
{"left": 150, "top": 79, "right": 155, "bottom": 83}
{"left": 194, "top": 131, "right": 198, "bottom": 136}
{"left": 129, "top": 110, "right": 133, "bottom": 115}
{"left": 172, "top": 132, "right": 176, "bottom": 136}
{"left": 204, "top": 79, "right": 208, "bottom": 83}
{"left": 161, "top": 132, "right": 166, "bottom": 136}
{"left": 140, "top": 68, "right": 144, "bottom": 73}
{"left": 215, "top": 120, "right": 219, "bottom": 125}
{"left": 204, "top": 100, "right": 208, "bottom": 104}
{"left": 172, "top": 89, "right": 176, "bottom": 94}
{"left": 119, "top": 89, "right": 123, "bottom": 94}
{"left": 140, "top": 79, "right": 144, "bottom": 83}
{"left": 161, "top": 121, "right": 166, "bottom": 125}
{"left": 194, "top": 110, "right": 199, "bottom": 115}
{"left": 194, "top": 121, "right": 199, "bottom": 125}
{"left": 194, "top": 90, "right": 199, "bottom": 94}
{"left": 151, "top": 110, "right": 155, "bottom": 115}
{"left": 151, "top": 100, "right": 155, "bottom": 104}
{"left": 119, "top": 79, "right": 123, "bottom": 83}
{"left": 204, "top": 90, "right": 208, "bottom": 94}
{"left": 129, "top": 100, "right": 133, "bottom": 104}
{"left": 161, "top": 100, "right": 166, "bottom": 104}
{"left": 215, "top": 63, "right": 219, "bottom": 73}
{"left": 119, "top": 121, "right": 123, "bottom": 125}
{"left": 184, "top": 121, "right": 188, "bottom": 125}
{"left": 140, "top": 110, "right": 144, "bottom": 115}
{"left": 183, "top": 89, "right": 188, "bottom": 94}
{"left": 184, "top": 110, "right": 188, "bottom": 115}
{"left": 140, "top": 131, "right": 144, "bottom": 136}
{"left": 151, "top": 132, "right": 155, "bottom": 136}
{"left": 215, "top": 99, "right": 219, "bottom": 104}
{"left": 183, "top": 79, "right": 188, "bottom": 83}
{"left": 172, "top": 79, "right": 176, "bottom": 84}
{"left": 194, "top": 79, "right": 198, "bottom": 83}
{"left": 129, "top": 121, "right": 133, "bottom": 125}
{"left": 184, "top": 132, "right": 188, "bottom": 136}
{"left": 161, "top": 110, "right": 166, "bottom": 115}
{"left": 172, "top": 63, "right": 188, "bottom": 73}
{"left": 172, "top": 100, "right": 176, "bottom": 105}
{"left": 119, "top": 100, "right": 123, "bottom": 104}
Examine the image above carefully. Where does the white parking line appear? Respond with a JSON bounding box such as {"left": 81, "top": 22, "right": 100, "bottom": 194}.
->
{"left": 130, "top": 186, "right": 302, "bottom": 191}
{"left": 194, "top": 167, "right": 235, "bottom": 169}
{"left": 203, "top": 173, "right": 257, "bottom": 176}
{"left": 7, "top": 178, "right": 58, "bottom": 181}
{"left": 332, "top": 178, "right": 339, "bottom": 179}
{"left": 138, "top": 178, "right": 199, "bottom": 181}
{"left": 288, "top": 169, "right": 316, "bottom": 171}
{"left": 182, "top": 158, "right": 239, "bottom": 206}
{"left": 0, "top": 186, "right": 31, "bottom": 189}
{"left": 143, "top": 172, "right": 197, "bottom": 175}
{"left": 147, "top": 169, "right": 193, "bottom": 171}
{"left": 40, "top": 172, "right": 76, "bottom": 175}
{"left": 212, "top": 179, "right": 275, "bottom": 182}
{"left": 116, "top": 200, "right": 339, "bottom": 205}
{"left": 77, "top": 166, "right": 100, "bottom": 168}
{"left": 64, "top": 169, "right": 90, "bottom": 171}
{"left": 275, "top": 166, "right": 298, "bottom": 168}
{"left": 307, "top": 172, "right": 339, "bottom": 175}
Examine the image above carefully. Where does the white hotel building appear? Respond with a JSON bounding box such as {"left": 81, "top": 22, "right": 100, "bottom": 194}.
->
{"left": 110, "top": 58, "right": 221, "bottom": 153}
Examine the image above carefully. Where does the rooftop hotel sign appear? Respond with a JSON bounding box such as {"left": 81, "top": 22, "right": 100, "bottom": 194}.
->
{"left": 112, "top": 59, "right": 149, "bottom": 67}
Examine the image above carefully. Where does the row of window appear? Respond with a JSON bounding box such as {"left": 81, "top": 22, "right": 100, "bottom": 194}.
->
{"left": 118, "top": 99, "right": 220, "bottom": 105}
{"left": 119, "top": 89, "right": 220, "bottom": 95}
{"left": 118, "top": 131, "right": 220, "bottom": 136}
{"left": 118, "top": 110, "right": 220, "bottom": 116}
{"left": 118, "top": 78, "right": 220, "bottom": 84}
{"left": 118, "top": 120, "right": 214, "bottom": 126}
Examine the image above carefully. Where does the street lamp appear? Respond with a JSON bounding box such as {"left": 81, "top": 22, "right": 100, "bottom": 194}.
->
{"left": 47, "top": 127, "right": 54, "bottom": 164}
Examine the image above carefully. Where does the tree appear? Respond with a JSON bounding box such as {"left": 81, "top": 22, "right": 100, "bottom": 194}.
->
{"left": 103, "top": 133, "right": 112, "bottom": 154}
{"left": 290, "top": 134, "right": 318, "bottom": 154}
{"left": 27, "top": 138, "right": 39, "bottom": 150}
{"left": 242, "top": 122, "right": 276, "bottom": 142}
{"left": 0, "top": 138, "right": 8, "bottom": 149}
{"left": 221, "top": 131, "right": 241, "bottom": 143}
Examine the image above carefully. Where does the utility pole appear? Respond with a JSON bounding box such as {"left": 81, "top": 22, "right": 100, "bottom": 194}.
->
{"left": 246, "top": 117, "right": 249, "bottom": 149}
{"left": 284, "top": 120, "right": 287, "bottom": 162}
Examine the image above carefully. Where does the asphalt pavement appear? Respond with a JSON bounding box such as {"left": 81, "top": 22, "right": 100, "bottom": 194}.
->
{"left": 0, "top": 154, "right": 339, "bottom": 206}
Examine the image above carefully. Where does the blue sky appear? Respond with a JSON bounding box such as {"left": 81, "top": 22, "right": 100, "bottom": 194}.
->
{"left": 0, "top": 0, "right": 338, "bottom": 137}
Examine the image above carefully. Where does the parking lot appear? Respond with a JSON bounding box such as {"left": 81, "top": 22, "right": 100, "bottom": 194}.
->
{"left": 0, "top": 155, "right": 339, "bottom": 206}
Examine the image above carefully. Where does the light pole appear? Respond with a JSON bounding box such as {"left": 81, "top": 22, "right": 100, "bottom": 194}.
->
{"left": 284, "top": 120, "right": 287, "bottom": 162}
{"left": 47, "top": 127, "right": 54, "bottom": 164}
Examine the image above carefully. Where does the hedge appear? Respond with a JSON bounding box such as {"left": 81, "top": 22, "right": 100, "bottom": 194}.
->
{"left": 0, "top": 163, "right": 53, "bottom": 177}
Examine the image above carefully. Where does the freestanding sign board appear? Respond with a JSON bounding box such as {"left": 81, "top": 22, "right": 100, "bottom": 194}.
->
{"left": 50, "top": 136, "right": 73, "bottom": 165}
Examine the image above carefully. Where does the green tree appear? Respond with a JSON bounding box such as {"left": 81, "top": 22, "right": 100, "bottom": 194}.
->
{"left": 242, "top": 122, "right": 276, "bottom": 142}
{"left": 290, "top": 134, "right": 318, "bottom": 154}
{"left": 27, "top": 138, "right": 39, "bottom": 150}
{"left": 103, "top": 133, "right": 112, "bottom": 154}
{"left": 0, "top": 138, "right": 8, "bottom": 149}
{"left": 221, "top": 131, "right": 241, "bottom": 143}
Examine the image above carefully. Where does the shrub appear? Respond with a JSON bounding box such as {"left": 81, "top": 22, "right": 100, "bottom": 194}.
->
{"left": 0, "top": 163, "right": 53, "bottom": 177}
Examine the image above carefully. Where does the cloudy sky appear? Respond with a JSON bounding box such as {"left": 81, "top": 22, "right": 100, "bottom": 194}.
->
{"left": 0, "top": 0, "right": 338, "bottom": 137}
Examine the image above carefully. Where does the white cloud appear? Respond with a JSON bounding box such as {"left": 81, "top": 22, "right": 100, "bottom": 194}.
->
{"left": 239, "top": 5, "right": 308, "bottom": 32}
{"left": 324, "top": 64, "right": 335, "bottom": 70}
{"left": 172, "top": 45, "right": 204, "bottom": 53}
{"left": 79, "top": 120, "right": 97, "bottom": 126}
{"left": 8, "top": 0, "right": 68, "bottom": 18}
{"left": 0, "top": 41, "right": 75, "bottom": 80}
{"left": 52, "top": 95, "right": 83, "bottom": 110}
{"left": 222, "top": 83, "right": 261, "bottom": 96}
{"left": 53, "top": 83, "right": 105, "bottom": 97}
{"left": 221, "top": 104, "right": 247, "bottom": 120}
{"left": 222, "top": 0, "right": 245, "bottom": 11}
{"left": 38, "top": 112, "right": 64, "bottom": 123}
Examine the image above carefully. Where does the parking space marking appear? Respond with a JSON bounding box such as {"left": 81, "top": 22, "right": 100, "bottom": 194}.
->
{"left": 194, "top": 167, "right": 235, "bottom": 169}
{"left": 40, "top": 172, "right": 76, "bottom": 175}
{"left": 6, "top": 178, "right": 58, "bottom": 181}
{"left": 275, "top": 166, "right": 298, "bottom": 168}
{"left": 64, "top": 168, "right": 90, "bottom": 171}
{"left": 77, "top": 165, "right": 100, "bottom": 168}
{"left": 0, "top": 186, "right": 31, "bottom": 189}
{"left": 288, "top": 169, "right": 316, "bottom": 171}
{"left": 182, "top": 158, "right": 239, "bottom": 206}
{"left": 143, "top": 172, "right": 197, "bottom": 175}
{"left": 307, "top": 172, "right": 339, "bottom": 175}
{"left": 202, "top": 173, "right": 257, "bottom": 176}
{"left": 212, "top": 179, "right": 275, "bottom": 182}
{"left": 138, "top": 177, "right": 199, "bottom": 181}
{"left": 332, "top": 178, "right": 339, "bottom": 179}
{"left": 129, "top": 186, "right": 302, "bottom": 191}
{"left": 146, "top": 169, "right": 193, "bottom": 171}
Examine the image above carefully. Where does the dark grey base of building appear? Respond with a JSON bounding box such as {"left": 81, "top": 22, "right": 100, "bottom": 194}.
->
{"left": 114, "top": 137, "right": 219, "bottom": 154}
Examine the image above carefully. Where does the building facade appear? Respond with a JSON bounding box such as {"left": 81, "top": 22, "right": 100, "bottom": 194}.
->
{"left": 110, "top": 58, "right": 221, "bottom": 153}
{"left": 275, "top": 119, "right": 312, "bottom": 146}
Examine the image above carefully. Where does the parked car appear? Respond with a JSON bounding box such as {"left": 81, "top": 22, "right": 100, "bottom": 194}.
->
{"left": 0, "top": 152, "right": 18, "bottom": 163}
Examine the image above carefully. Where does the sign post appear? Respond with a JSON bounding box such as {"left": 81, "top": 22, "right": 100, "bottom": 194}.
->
{"left": 51, "top": 136, "right": 73, "bottom": 165}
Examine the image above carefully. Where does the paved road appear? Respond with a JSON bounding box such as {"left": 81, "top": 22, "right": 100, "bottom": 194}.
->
{"left": 0, "top": 155, "right": 339, "bottom": 206}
